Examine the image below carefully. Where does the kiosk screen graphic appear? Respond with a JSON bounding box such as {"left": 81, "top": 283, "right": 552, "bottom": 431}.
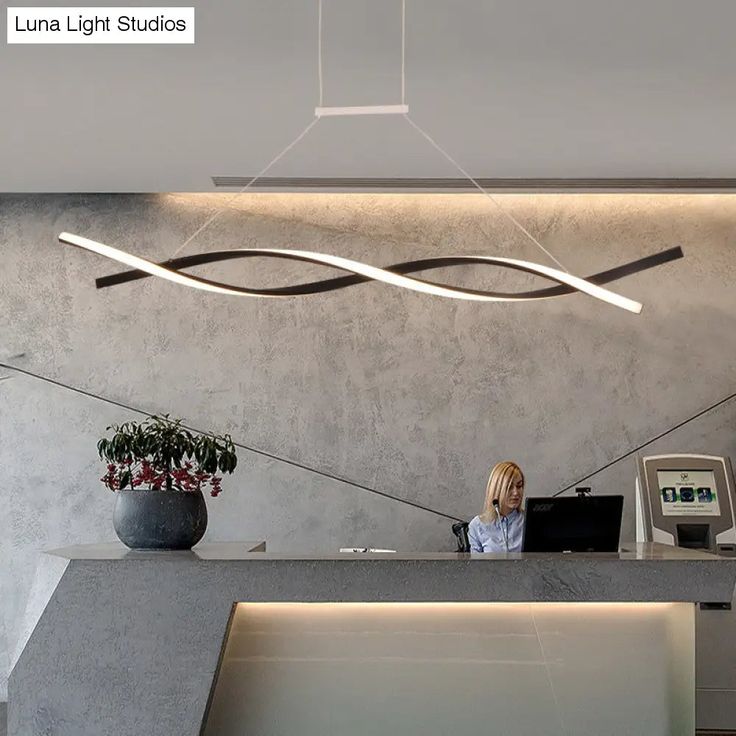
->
{"left": 657, "top": 470, "right": 720, "bottom": 516}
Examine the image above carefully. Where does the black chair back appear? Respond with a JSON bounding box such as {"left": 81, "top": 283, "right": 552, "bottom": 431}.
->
{"left": 452, "top": 521, "right": 470, "bottom": 552}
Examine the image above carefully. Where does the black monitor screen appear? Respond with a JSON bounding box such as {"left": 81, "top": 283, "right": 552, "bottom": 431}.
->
{"left": 521, "top": 496, "right": 624, "bottom": 553}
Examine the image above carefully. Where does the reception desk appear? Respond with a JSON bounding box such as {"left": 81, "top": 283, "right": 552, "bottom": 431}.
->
{"left": 9, "top": 543, "right": 736, "bottom": 736}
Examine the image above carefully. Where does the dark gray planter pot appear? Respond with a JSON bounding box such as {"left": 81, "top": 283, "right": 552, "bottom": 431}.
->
{"left": 113, "top": 489, "right": 208, "bottom": 550}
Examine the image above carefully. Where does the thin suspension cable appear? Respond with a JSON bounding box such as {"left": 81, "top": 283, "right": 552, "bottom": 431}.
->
{"left": 169, "top": 117, "right": 321, "bottom": 260}
{"left": 318, "top": 0, "right": 324, "bottom": 107}
{"left": 404, "top": 114, "right": 570, "bottom": 272}
{"left": 401, "top": 0, "right": 406, "bottom": 105}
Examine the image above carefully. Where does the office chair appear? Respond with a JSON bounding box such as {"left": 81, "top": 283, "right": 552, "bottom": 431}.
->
{"left": 452, "top": 521, "right": 470, "bottom": 552}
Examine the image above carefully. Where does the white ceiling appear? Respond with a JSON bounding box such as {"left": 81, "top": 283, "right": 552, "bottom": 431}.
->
{"left": 1, "top": 0, "right": 736, "bottom": 191}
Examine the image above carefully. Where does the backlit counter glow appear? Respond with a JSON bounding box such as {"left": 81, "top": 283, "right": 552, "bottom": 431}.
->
{"left": 204, "top": 601, "right": 694, "bottom": 736}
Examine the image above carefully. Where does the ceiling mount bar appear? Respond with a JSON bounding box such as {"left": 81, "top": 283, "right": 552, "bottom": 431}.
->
{"left": 315, "top": 104, "right": 409, "bottom": 117}
{"left": 210, "top": 176, "right": 736, "bottom": 192}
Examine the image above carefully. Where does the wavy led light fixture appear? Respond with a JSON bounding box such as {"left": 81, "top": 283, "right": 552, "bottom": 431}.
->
{"left": 59, "top": 232, "right": 684, "bottom": 313}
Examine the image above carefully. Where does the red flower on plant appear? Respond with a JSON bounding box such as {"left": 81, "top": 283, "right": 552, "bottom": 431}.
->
{"left": 97, "top": 416, "right": 237, "bottom": 497}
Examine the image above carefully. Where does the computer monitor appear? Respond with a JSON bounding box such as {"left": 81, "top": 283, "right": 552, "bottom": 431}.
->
{"left": 522, "top": 495, "right": 624, "bottom": 553}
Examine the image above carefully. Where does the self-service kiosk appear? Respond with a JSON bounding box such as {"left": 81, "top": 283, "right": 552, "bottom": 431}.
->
{"left": 636, "top": 453, "right": 736, "bottom": 553}
{"left": 636, "top": 453, "right": 736, "bottom": 731}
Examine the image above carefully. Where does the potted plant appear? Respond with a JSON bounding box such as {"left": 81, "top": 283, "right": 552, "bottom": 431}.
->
{"left": 97, "top": 415, "right": 238, "bottom": 550}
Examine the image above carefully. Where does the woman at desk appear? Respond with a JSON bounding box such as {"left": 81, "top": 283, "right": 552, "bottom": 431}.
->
{"left": 468, "top": 461, "right": 525, "bottom": 553}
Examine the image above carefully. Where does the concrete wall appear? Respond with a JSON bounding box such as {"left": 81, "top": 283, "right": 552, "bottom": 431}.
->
{"left": 1, "top": 192, "right": 735, "bottom": 698}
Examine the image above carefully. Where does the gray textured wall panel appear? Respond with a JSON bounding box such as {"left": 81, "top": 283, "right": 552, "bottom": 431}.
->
{"left": 1, "top": 192, "right": 735, "bottom": 698}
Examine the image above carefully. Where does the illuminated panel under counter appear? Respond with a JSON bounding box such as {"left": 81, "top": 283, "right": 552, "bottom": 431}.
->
{"left": 204, "top": 601, "right": 693, "bottom": 736}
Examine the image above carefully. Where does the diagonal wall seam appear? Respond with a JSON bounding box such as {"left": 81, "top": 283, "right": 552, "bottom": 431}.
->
{"left": 0, "top": 363, "right": 464, "bottom": 522}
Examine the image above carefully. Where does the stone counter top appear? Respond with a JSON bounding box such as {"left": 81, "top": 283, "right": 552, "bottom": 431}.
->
{"left": 43, "top": 541, "right": 736, "bottom": 603}
{"left": 49, "top": 540, "right": 726, "bottom": 560}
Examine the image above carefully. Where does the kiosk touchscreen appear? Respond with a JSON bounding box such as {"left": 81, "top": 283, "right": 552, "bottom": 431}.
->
{"left": 636, "top": 454, "right": 736, "bottom": 553}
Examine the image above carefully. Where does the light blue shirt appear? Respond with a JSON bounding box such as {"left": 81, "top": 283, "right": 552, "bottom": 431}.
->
{"left": 468, "top": 509, "right": 524, "bottom": 553}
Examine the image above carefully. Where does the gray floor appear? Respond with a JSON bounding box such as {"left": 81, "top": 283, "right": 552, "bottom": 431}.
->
{"left": 0, "top": 698, "right": 733, "bottom": 736}
{"left": 0, "top": 696, "right": 732, "bottom": 736}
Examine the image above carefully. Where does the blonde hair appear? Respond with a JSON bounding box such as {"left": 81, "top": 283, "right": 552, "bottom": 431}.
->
{"left": 480, "top": 461, "right": 525, "bottom": 523}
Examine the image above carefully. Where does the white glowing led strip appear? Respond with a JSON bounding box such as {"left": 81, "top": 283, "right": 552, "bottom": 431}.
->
{"left": 59, "top": 232, "right": 643, "bottom": 313}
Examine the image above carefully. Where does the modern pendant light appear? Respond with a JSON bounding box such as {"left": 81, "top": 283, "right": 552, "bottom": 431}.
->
{"left": 60, "top": 232, "right": 685, "bottom": 314}
{"left": 58, "top": 0, "right": 684, "bottom": 314}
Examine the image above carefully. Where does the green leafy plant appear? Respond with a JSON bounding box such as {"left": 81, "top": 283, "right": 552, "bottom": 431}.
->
{"left": 97, "top": 415, "right": 237, "bottom": 496}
